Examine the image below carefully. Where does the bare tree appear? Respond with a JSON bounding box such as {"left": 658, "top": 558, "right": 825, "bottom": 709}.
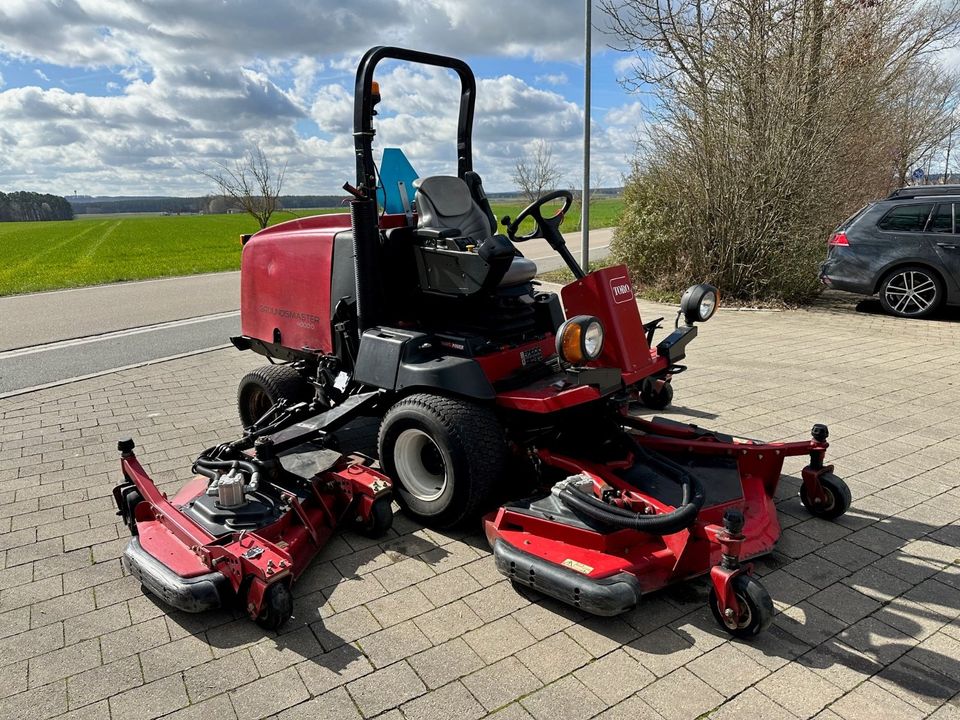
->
{"left": 601, "top": 0, "right": 960, "bottom": 303}
{"left": 889, "top": 63, "right": 960, "bottom": 187}
{"left": 201, "top": 144, "right": 286, "bottom": 229}
{"left": 512, "top": 140, "right": 562, "bottom": 203}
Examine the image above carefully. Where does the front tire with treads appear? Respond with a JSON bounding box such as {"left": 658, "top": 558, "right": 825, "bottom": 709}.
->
{"left": 378, "top": 394, "right": 505, "bottom": 528}
{"left": 237, "top": 364, "right": 313, "bottom": 429}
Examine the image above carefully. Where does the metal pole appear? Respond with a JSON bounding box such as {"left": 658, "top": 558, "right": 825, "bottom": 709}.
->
{"left": 581, "top": 0, "right": 592, "bottom": 270}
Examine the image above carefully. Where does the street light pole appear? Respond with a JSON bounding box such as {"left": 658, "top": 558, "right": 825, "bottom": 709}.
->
{"left": 581, "top": 0, "right": 592, "bottom": 271}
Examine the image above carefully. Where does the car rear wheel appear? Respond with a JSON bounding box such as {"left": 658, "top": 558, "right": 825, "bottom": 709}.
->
{"left": 879, "top": 266, "right": 943, "bottom": 318}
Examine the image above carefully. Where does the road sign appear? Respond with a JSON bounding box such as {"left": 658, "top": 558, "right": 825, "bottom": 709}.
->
{"left": 912, "top": 168, "right": 925, "bottom": 181}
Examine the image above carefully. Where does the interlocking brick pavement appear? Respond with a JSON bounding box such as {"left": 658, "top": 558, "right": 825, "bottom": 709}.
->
{"left": 1, "top": 293, "right": 959, "bottom": 719}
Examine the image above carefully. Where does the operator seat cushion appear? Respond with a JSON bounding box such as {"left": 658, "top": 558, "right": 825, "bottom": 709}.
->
{"left": 414, "top": 175, "right": 537, "bottom": 287}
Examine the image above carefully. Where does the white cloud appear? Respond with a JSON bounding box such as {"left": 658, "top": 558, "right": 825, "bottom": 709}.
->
{"left": 605, "top": 101, "right": 644, "bottom": 127}
{"left": 34, "top": 69, "right": 50, "bottom": 82}
{"left": 0, "top": 0, "right": 633, "bottom": 195}
{"left": 0, "top": 71, "right": 4, "bottom": 89}
{"left": 536, "top": 72, "right": 569, "bottom": 86}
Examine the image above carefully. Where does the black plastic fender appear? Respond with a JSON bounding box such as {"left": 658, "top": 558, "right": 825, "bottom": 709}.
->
{"left": 353, "top": 327, "right": 495, "bottom": 401}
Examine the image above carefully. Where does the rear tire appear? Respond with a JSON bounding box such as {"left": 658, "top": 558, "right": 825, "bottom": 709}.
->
{"left": 879, "top": 266, "right": 943, "bottom": 318}
{"left": 378, "top": 394, "right": 505, "bottom": 528}
{"left": 237, "top": 365, "right": 313, "bottom": 428}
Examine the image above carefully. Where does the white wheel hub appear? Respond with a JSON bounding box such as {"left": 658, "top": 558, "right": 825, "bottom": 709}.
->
{"left": 393, "top": 429, "right": 447, "bottom": 502}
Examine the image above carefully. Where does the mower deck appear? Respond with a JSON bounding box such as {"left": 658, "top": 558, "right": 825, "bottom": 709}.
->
{"left": 484, "top": 418, "right": 847, "bottom": 632}
{"left": 114, "top": 438, "right": 393, "bottom": 628}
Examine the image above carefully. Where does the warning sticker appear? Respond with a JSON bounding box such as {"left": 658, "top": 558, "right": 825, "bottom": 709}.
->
{"left": 561, "top": 558, "right": 594, "bottom": 574}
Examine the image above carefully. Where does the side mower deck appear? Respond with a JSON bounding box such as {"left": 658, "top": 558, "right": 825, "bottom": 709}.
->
{"left": 114, "top": 438, "right": 393, "bottom": 629}
{"left": 484, "top": 419, "right": 849, "bottom": 636}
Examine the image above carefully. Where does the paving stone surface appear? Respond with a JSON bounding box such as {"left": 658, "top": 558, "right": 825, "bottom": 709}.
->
{"left": 1, "top": 293, "right": 959, "bottom": 718}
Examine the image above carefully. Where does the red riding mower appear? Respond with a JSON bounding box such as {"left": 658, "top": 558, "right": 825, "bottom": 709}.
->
{"left": 117, "top": 46, "right": 850, "bottom": 635}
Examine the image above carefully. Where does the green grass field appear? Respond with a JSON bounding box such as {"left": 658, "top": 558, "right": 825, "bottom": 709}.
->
{"left": 0, "top": 198, "right": 622, "bottom": 296}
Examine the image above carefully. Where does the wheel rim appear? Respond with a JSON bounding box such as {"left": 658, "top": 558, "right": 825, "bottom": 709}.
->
{"left": 246, "top": 387, "right": 273, "bottom": 422}
{"left": 817, "top": 485, "right": 836, "bottom": 513}
{"left": 884, "top": 270, "right": 937, "bottom": 315}
{"left": 393, "top": 429, "right": 447, "bottom": 502}
{"left": 720, "top": 591, "right": 753, "bottom": 630}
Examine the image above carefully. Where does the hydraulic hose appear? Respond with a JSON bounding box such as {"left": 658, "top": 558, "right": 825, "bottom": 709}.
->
{"left": 557, "top": 446, "right": 705, "bottom": 536}
{"left": 193, "top": 458, "right": 262, "bottom": 492}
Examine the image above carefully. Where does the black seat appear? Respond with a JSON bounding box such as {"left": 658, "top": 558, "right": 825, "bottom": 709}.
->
{"left": 414, "top": 175, "right": 537, "bottom": 287}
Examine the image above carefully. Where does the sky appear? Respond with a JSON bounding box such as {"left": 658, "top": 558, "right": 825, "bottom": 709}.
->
{"left": 0, "top": 0, "right": 645, "bottom": 197}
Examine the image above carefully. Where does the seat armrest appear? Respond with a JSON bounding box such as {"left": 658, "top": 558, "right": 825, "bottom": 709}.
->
{"left": 415, "top": 227, "right": 461, "bottom": 239}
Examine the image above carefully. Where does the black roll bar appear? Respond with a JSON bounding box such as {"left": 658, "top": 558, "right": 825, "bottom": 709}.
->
{"left": 353, "top": 46, "right": 476, "bottom": 197}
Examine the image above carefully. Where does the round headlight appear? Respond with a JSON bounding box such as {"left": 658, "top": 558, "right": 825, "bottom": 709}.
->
{"left": 583, "top": 320, "right": 604, "bottom": 359}
{"left": 680, "top": 284, "right": 719, "bottom": 325}
{"left": 556, "top": 315, "right": 605, "bottom": 365}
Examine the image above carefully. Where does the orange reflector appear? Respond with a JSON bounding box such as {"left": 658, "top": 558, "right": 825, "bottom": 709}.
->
{"left": 371, "top": 80, "right": 380, "bottom": 95}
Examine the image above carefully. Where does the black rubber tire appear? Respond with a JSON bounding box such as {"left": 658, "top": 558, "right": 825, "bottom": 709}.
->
{"left": 878, "top": 266, "right": 944, "bottom": 319}
{"left": 708, "top": 574, "right": 774, "bottom": 638}
{"left": 640, "top": 378, "right": 674, "bottom": 410}
{"left": 355, "top": 497, "right": 394, "bottom": 538}
{"left": 255, "top": 582, "right": 293, "bottom": 631}
{"left": 237, "top": 364, "right": 313, "bottom": 428}
{"left": 799, "top": 472, "right": 852, "bottom": 520}
{"left": 123, "top": 488, "right": 143, "bottom": 536}
{"left": 378, "top": 394, "right": 505, "bottom": 528}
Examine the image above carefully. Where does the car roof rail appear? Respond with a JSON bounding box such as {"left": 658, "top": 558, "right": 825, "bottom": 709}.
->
{"left": 886, "top": 185, "right": 960, "bottom": 199}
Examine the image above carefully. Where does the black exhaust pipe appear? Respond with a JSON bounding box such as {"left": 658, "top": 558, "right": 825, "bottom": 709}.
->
{"left": 350, "top": 197, "right": 381, "bottom": 333}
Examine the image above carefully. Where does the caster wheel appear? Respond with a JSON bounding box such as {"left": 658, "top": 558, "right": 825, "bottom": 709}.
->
{"left": 354, "top": 497, "right": 394, "bottom": 539}
{"left": 640, "top": 378, "right": 673, "bottom": 410}
{"left": 254, "top": 582, "right": 293, "bottom": 631}
{"left": 799, "top": 472, "right": 851, "bottom": 520}
{"left": 122, "top": 487, "right": 143, "bottom": 536}
{"left": 708, "top": 574, "right": 774, "bottom": 638}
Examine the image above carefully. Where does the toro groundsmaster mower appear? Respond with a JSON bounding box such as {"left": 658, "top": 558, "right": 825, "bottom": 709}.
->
{"left": 119, "top": 46, "right": 851, "bottom": 634}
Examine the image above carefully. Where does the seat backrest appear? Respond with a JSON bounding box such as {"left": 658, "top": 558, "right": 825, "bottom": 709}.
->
{"left": 414, "top": 176, "right": 495, "bottom": 241}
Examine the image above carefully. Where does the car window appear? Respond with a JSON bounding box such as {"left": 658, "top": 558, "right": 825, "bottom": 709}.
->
{"left": 837, "top": 204, "right": 872, "bottom": 231}
{"left": 929, "top": 203, "right": 953, "bottom": 233}
{"left": 877, "top": 203, "right": 934, "bottom": 232}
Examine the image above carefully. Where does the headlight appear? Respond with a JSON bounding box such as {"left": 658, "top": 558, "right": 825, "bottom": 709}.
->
{"left": 680, "top": 284, "right": 719, "bottom": 325}
{"left": 556, "top": 315, "right": 604, "bottom": 365}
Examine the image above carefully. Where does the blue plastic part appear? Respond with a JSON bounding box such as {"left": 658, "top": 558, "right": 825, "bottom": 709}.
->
{"left": 376, "top": 148, "right": 419, "bottom": 214}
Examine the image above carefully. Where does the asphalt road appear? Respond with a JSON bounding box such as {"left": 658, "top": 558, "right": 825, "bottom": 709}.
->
{"left": 0, "top": 228, "right": 612, "bottom": 397}
{"left": 0, "top": 312, "right": 240, "bottom": 397}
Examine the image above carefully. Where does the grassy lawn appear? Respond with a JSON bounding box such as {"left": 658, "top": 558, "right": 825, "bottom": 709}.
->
{"left": 0, "top": 198, "right": 622, "bottom": 296}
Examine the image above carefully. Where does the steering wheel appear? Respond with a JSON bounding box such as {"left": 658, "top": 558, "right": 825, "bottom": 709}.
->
{"left": 504, "top": 189, "right": 574, "bottom": 243}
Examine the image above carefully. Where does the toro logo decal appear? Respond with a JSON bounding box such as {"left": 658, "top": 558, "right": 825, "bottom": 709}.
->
{"left": 609, "top": 276, "right": 633, "bottom": 304}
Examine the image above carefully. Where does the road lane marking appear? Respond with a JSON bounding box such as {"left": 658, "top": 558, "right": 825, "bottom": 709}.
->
{"left": 0, "top": 311, "right": 239, "bottom": 360}
{"left": 0, "top": 345, "right": 232, "bottom": 400}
